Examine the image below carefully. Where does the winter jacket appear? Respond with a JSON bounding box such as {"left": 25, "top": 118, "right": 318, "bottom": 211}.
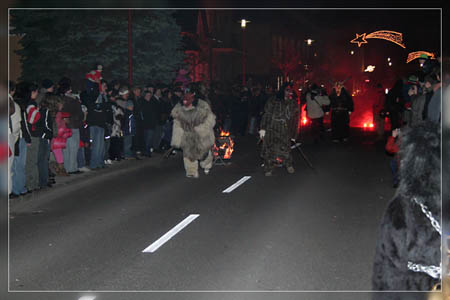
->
{"left": 111, "top": 104, "right": 124, "bottom": 137}
{"left": 385, "top": 89, "right": 405, "bottom": 115}
{"left": 9, "top": 97, "right": 21, "bottom": 147}
{"left": 122, "top": 109, "right": 136, "bottom": 136}
{"left": 306, "top": 92, "right": 330, "bottom": 119}
{"left": 152, "top": 96, "right": 165, "bottom": 125}
{"left": 62, "top": 95, "right": 84, "bottom": 129}
{"left": 26, "top": 99, "right": 41, "bottom": 137}
{"left": 15, "top": 99, "right": 31, "bottom": 146}
{"left": 51, "top": 112, "right": 72, "bottom": 150}
{"left": 84, "top": 91, "right": 108, "bottom": 128}
{"left": 34, "top": 107, "right": 53, "bottom": 140}
{"left": 385, "top": 136, "right": 400, "bottom": 154}
{"left": 141, "top": 98, "right": 160, "bottom": 130}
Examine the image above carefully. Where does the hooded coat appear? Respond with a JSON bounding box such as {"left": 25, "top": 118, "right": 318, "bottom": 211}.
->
{"left": 260, "top": 95, "right": 300, "bottom": 163}
{"left": 171, "top": 99, "right": 216, "bottom": 161}
{"left": 372, "top": 121, "right": 441, "bottom": 291}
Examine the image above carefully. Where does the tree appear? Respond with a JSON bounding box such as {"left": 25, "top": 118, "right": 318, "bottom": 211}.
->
{"left": 10, "top": 10, "right": 185, "bottom": 89}
{"left": 132, "top": 10, "right": 185, "bottom": 85}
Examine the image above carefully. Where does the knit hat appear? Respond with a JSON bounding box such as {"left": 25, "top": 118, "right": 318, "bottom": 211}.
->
{"left": 42, "top": 79, "right": 54, "bottom": 89}
{"left": 119, "top": 88, "right": 129, "bottom": 96}
{"left": 407, "top": 75, "right": 419, "bottom": 85}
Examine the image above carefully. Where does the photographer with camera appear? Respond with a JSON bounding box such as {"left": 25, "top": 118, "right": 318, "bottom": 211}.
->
{"left": 306, "top": 83, "right": 330, "bottom": 144}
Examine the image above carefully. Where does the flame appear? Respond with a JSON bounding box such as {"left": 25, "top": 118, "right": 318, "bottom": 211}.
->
{"left": 219, "top": 130, "right": 230, "bottom": 137}
{"left": 214, "top": 130, "right": 234, "bottom": 159}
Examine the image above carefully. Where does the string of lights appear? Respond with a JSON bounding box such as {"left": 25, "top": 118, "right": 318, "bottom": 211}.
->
{"left": 350, "top": 30, "right": 406, "bottom": 48}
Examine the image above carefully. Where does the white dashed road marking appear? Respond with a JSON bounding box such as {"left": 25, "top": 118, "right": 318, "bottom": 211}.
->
{"left": 142, "top": 214, "right": 200, "bottom": 253}
{"left": 222, "top": 176, "right": 251, "bottom": 193}
{"left": 79, "top": 296, "right": 96, "bottom": 300}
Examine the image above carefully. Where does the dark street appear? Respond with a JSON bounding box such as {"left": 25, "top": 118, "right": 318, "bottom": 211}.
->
{"left": 10, "top": 130, "right": 396, "bottom": 291}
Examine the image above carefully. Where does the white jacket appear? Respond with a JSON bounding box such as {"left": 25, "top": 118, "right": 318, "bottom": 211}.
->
{"left": 306, "top": 93, "right": 330, "bottom": 119}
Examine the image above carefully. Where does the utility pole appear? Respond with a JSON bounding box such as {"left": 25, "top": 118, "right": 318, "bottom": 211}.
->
{"left": 128, "top": 10, "right": 133, "bottom": 87}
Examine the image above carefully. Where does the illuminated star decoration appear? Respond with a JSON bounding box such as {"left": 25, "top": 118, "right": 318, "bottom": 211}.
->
{"left": 350, "top": 33, "right": 368, "bottom": 47}
{"left": 351, "top": 30, "right": 406, "bottom": 48}
{"left": 406, "top": 51, "right": 436, "bottom": 63}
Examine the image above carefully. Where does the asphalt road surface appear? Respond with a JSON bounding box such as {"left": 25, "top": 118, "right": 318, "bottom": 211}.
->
{"left": 8, "top": 129, "right": 422, "bottom": 299}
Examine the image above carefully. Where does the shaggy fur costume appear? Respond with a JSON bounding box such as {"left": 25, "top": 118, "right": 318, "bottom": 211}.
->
{"left": 171, "top": 99, "right": 216, "bottom": 175}
{"left": 372, "top": 121, "right": 441, "bottom": 292}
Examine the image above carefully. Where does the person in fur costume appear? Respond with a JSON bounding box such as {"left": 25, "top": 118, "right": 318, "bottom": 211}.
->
{"left": 372, "top": 121, "right": 441, "bottom": 292}
{"left": 259, "top": 82, "right": 300, "bottom": 176}
{"left": 170, "top": 84, "right": 216, "bottom": 178}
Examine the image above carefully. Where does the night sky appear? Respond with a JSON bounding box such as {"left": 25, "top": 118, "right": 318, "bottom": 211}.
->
{"left": 174, "top": 9, "right": 441, "bottom": 55}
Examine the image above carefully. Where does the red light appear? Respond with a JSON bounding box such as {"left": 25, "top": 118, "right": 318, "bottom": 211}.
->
{"left": 302, "top": 117, "right": 308, "bottom": 125}
{"left": 363, "top": 123, "right": 367, "bottom": 128}
{"left": 364, "top": 79, "right": 370, "bottom": 83}
{"left": 369, "top": 123, "right": 374, "bottom": 128}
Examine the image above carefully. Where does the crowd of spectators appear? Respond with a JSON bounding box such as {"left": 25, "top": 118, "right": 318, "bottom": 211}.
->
{"left": 7, "top": 56, "right": 446, "bottom": 197}
{"left": 7, "top": 65, "right": 276, "bottom": 198}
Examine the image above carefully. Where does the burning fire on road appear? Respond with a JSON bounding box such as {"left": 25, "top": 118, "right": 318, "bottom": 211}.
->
{"left": 213, "top": 130, "right": 235, "bottom": 163}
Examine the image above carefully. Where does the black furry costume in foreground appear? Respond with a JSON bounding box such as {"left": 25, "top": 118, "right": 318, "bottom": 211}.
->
{"left": 372, "top": 121, "right": 441, "bottom": 291}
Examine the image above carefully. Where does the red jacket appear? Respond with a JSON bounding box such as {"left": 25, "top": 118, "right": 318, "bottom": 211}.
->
{"left": 51, "top": 111, "right": 72, "bottom": 150}
{"left": 385, "top": 136, "right": 400, "bottom": 154}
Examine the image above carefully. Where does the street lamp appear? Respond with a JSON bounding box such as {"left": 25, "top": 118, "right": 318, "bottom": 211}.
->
{"left": 240, "top": 19, "right": 250, "bottom": 86}
{"left": 350, "top": 50, "right": 354, "bottom": 55}
{"left": 304, "top": 38, "right": 314, "bottom": 82}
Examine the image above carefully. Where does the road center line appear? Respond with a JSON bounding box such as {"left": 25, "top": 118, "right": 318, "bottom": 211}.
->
{"left": 142, "top": 214, "right": 200, "bottom": 253}
{"left": 222, "top": 176, "right": 251, "bottom": 193}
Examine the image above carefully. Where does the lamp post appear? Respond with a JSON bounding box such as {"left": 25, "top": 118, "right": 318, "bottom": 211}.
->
{"left": 304, "top": 38, "right": 314, "bottom": 82}
{"left": 128, "top": 10, "right": 133, "bottom": 87}
{"left": 241, "top": 19, "right": 249, "bottom": 86}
